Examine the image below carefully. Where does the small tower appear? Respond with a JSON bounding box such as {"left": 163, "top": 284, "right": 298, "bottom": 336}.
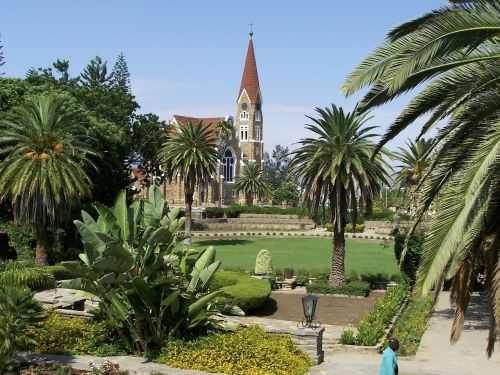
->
{"left": 236, "top": 31, "right": 264, "bottom": 167}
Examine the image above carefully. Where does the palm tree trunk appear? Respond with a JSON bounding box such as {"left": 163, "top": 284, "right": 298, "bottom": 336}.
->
{"left": 246, "top": 192, "right": 253, "bottom": 206}
{"left": 365, "top": 196, "right": 373, "bottom": 217}
{"left": 35, "top": 228, "right": 49, "bottom": 266}
{"left": 184, "top": 189, "right": 193, "bottom": 248}
{"left": 329, "top": 180, "right": 347, "bottom": 285}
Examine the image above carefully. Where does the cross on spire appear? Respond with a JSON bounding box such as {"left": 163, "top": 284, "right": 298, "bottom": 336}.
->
{"left": 249, "top": 22, "right": 254, "bottom": 37}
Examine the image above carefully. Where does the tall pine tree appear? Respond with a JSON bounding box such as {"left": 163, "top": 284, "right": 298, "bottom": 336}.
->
{"left": 79, "top": 56, "right": 113, "bottom": 88}
{"left": 0, "top": 34, "right": 5, "bottom": 75}
{"left": 111, "top": 52, "right": 131, "bottom": 93}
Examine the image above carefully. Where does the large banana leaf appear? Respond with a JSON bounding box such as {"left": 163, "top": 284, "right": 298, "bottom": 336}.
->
{"left": 189, "top": 247, "right": 217, "bottom": 290}
{"left": 187, "top": 290, "right": 223, "bottom": 316}
{"left": 113, "top": 191, "right": 134, "bottom": 243}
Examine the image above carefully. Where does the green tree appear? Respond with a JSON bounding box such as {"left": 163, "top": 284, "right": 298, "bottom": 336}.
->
{"left": 0, "top": 95, "right": 96, "bottom": 265}
{"left": 214, "top": 119, "right": 233, "bottom": 155}
{"left": 130, "top": 113, "right": 168, "bottom": 188}
{"left": 0, "top": 34, "right": 4, "bottom": 75}
{"left": 272, "top": 181, "right": 300, "bottom": 206}
{"left": 290, "top": 105, "right": 389, "bottom": 285}
{"left": 342, "top": 0, "right": 500, "bottom": 354}
{"left": 111, "top": 52, "right": 131, "bottom": 94}
{"left": 159, "top": 122, "right": 219, "bottom": 247}
{"left": 79, "top": 56, "right": 113, "bottom": 88}
{"left": 393, "top": 138, "right": 434, "bottom": 188}
{"left": 52, "top": 59, "right": 70, "bottom": 84}
{"left": 234, "top": 162, "right": 269, "bottom": 206}
{"left": 263, "top": 145, "right": 291, "bottom": 189}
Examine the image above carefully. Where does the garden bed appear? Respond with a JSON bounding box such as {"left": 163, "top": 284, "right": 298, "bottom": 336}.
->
{"left": 250, "top": 291, "right": 384, "bottom": 326}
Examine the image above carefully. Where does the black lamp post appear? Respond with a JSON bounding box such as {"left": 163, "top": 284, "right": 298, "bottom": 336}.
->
{"left": 300, "top": 293, "right": 320, "bottom": 329}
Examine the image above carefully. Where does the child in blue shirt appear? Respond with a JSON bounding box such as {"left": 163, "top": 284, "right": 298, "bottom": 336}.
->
{"left": 379, "top": 338, "right": 399, "bottom": 375}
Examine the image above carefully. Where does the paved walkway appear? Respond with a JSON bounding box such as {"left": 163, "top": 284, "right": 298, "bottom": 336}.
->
{"left": 309, "top": 291, "right": 500, "bottom": 375}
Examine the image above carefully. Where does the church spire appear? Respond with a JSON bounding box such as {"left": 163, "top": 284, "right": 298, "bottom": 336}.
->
{"left": 238, "top": 32, "right": 261, "bottom": 103}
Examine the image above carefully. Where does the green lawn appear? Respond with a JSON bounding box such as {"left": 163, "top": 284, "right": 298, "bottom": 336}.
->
{"left": 191, "top": 237, "right": 399, "bottom": 277}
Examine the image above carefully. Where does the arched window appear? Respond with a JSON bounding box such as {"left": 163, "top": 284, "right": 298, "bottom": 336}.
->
{"left": 223, "top": 148, "right": 235, "bottom": 182}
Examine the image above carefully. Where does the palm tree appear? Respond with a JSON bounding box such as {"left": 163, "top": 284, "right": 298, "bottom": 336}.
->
{"left": 234, "top": 163, "right": 268, "bottom": 206}
{"left": 394, "top": 138, "right": 434, "bottom": 188}
{"left": 0, "top": 95, "right": 96, "bottom": 265}
{"left": 290, "top": 105, "right": 389, "bottom": 285}
{"left": 214, "top": 119, "right": 233, "bottom": 154}
{"left": 342, "top": 0, "right": 500, "bottom": 354}
{"left": 159, "top": 121, "right": 219, "bottom": 247}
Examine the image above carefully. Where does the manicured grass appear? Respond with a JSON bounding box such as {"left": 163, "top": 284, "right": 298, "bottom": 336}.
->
{"left": 191, "top": 237, "right": 399, "bottom": 276}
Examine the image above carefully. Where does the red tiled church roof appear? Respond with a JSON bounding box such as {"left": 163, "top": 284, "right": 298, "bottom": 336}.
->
{"left": 238, "top": 36, "right": 261, "bottom": 103}
{"left": 172, "top": 115, "right": 225, "bottom": 132}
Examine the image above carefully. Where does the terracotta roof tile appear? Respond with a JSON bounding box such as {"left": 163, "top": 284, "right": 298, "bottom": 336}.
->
{"left": 238, "top": 37, "right": 261, "bottom": 103}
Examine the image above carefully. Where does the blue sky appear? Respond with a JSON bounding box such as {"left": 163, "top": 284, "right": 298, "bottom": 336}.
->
{"left": 1, "top": 0, "right": 445, "bottom": 151}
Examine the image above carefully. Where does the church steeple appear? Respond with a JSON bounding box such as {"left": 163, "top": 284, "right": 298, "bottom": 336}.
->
{"left": 235, "top": 32, "right": 264, "bottom": 167}
{"left": 238, "top": 33, "right": 261, "bottom": 103}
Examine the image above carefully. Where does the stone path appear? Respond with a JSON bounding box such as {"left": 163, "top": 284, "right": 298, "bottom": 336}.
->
{"left": 309, "top": 291, "right": 500, "bottom": 375}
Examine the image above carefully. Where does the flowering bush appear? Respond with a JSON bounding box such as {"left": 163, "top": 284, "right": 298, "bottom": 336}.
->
{"left": 18, "top": 313, "right": 125, "bottom": 356}
{"left": 88, "top": 360, "right": 128, "bottom": 375}
{"left": 156, "top": 326, "right": 313, "bottom": 375}
{"left": 254, "top": 249, "right": 273, "bottom": 275}
{"left": 381, "top": 294, "right": 433, "bottom": 356}
{"left": 340, "top": 282, "right": 408, "bottom": 346}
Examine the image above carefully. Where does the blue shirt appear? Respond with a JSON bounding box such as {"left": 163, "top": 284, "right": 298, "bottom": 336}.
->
{"left": 379, "top": 347, "right": 398, "bottom": 375}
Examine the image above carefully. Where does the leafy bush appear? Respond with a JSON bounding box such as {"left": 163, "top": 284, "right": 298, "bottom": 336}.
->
{"left": 0, "top": 283, "right": 47, "bottom": 371}
{"left": 205, "top": 207, "right": 225, "bottom": 218}
{"left": 254, "top": 249, "right": 273, "bottom": 275}
{"left": 381, "top": 294, "right": 433, "bottom": 356}
{"left": 18, "top": 313, "right": 126, "bottom": 356}
{"left": 212, "top": 271, "right": 271, "bottom": 312}
{"left": 325, "top": 223, "right": 365, "bottom": 233}
{"left": 354, "top": 283, "right": 408, "bottom": 346}
{"left": 306, "top": 280, "right": 370, "bottom": 297}
{"left": 224, "top": 204, "right": 307, "bottom": 218}
{"left": 339, "top": 329, "right": 356, "bottom": 345}
{"left": 155, "top": 326, "right": 313, "bottom": 375}
{"left": 366, "top": 208, "right": 410, "bottom": 222}
{"left": 0, "top": 221, "right": 35, "bottom": 262}
{"left": 294, "top": 274, "right": 309, "bottom": 286}
{"left": 0, "top": 262, "right": 55, "bottom": 291}
{"left": 393, "top": 229, "right": 424, "bottom": 283}
{"left": 45, "top": 264, "right": 76, "bottom": 280}
{"left": 61, "top": 187, "right": 242, "bottom": 354}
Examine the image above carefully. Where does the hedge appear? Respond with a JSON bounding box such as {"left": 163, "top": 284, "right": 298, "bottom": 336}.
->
{"left": 224, "top": 205, "right": 308, "bottom": 218}
{"left": 44, "top": 265, "right": 76, "bottom": 280}
{"left": 306, "top": 280, "right": 370, "bottom": 297}
{"left": 212, "top": 271, "right": 271, "bottom": 312}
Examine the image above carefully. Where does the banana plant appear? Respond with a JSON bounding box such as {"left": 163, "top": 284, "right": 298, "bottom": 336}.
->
{"left": 61, "top": 186, "right": 242, "bottom": 353}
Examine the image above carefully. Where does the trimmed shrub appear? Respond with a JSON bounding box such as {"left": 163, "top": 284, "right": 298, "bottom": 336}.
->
{"left": 306, "top": 280, "right": 370, "bottom": 297}
{"left": 255, "top": 249, "right": 273, "bottom": 275}
{"left": 45, "top": 265, "right": 75, "bottom": 280}
{"left": 205, "top": 207, "right": 225, "bottom": 218}
{"left": 339, "top": 329, "right": 356, "bottom": 345}
{"left": 212, "top": 271, "right": 271, "bottom": 312}
{"left": 325, "top": 223, "right": 365, "bottom": 233}
{"left": 223, "top": 204, "right": 308, "bottom": 218}
{"left": 156, "top": 326, "right": 313, "bottom": 375}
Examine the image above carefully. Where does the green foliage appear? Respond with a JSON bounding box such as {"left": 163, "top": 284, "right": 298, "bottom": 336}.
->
{"left": 211, "top": 271, "right": 271, "bottom": 312}
{"left": 326, "top": 223, "right": 365, "bottom": 233}
{"left": 394, "top": 138, "right": 434, "bottom": 188}
{"left": 18, "top": 313, "right": 126, "bottom": 356}
{"left": 393, "top": 229, "right": 424, "bottom": 283}
{"left": 254, "top": 249, "right": 273, "bottom": 275}
{"left": 339, "top": 329, "right": 356, "bottom": 345}
{"left": 156, "top": 326, "right": 313, "bottom": 375}
{"left": 294, "top": 274, "right": 309, "bottom": 286}
{"left": 272, "top": 181, "right": 300, "bottom": 206}
{"left": 61, "top": 186, "right": 241, "bottom": 353}
{"left": 234, "top": 163, "right": 269, "bottom": 206}
{"left": 306, "top": 280, "right": 370, "bottom": 297}
{"left": 205, "top": 207, "right": 225, "bottom": 218}
{"left": 381, "top": 294, "right": 433, "bottom": 356}
{"left": 366, "top": 208, "right": 410, "bottom": 222}
{"left": 0, "top": 262, "right": 55, "bottom": 291}
{"left": 354, "top": 283, "right": 408, "bottom": 346}
{"left": 290, "top": 104, "right": 390, "bottom": 284}
{"left": 0, "top": 221, "right": 35, "bottom": 262}
{"left": 0, "top": 283, "right": 47, "bottom": 371}
{"left": 79, "top": 56, "right": 113, "bottom": 88}
{"left": 111, "top": 52, "right": 131, "bottom": 94}
{"left": 224, "top": 204, "right": 307, "bottom": 218}
{"left": 44, "top": 265, "right": 76, "bottom": 280}
{"left": 263, "top": 145, "right": 291, "bottom": 190}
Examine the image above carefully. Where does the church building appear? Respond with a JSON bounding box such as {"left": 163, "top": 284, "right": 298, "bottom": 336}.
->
{"left": 161, "top": 32, "right": 264, "bottom": 206}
